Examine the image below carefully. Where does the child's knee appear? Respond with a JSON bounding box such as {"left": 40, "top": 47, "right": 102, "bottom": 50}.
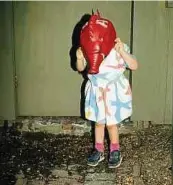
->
{"left": 106, "top": 124, "right": 117, "bottom": 130}
{"left": 95, "top": 123, "right": 105, "bottom": 128}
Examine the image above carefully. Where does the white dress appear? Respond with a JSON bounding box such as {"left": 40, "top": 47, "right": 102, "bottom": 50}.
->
{"left": 84, "top": 44, "right": 132, "bottom": 125}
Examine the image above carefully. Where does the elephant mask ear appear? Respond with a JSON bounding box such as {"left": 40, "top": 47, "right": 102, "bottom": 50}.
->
{"left": 96, "top": 9, "right": 101, "bottom": 17}
{"left": 92, "top": 9, "right": 94, "bottom": 15}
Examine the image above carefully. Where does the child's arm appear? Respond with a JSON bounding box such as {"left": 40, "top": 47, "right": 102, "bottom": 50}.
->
{"left": 114, "top": 38, "right": 138, "bottom": 70}
{"left": 76, "top": 47, "right": 87, "bottom": 72}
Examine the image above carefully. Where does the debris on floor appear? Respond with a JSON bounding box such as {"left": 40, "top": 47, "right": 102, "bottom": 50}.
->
{"left": 0, "top": 124, "right": 172, "bottom": 185}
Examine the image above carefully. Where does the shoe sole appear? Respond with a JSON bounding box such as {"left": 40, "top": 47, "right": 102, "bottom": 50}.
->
{"left": 87, "top": 156, "right": 105, "bottom": 167}
{"left": 108, "top": 156, "right": 123, "bottom": 169}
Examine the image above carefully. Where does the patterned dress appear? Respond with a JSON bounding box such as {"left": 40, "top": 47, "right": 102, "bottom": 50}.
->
{"left": 84, "top": 44, "right": 132, "bottom": 125}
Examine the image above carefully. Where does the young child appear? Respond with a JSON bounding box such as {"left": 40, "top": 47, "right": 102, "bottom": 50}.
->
{"left": 76, "top": 37, "right": 138, "bottom": 168}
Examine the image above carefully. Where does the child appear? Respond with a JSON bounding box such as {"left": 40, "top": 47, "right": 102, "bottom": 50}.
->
{"left": 76, "top": 37, "right": 138, "bottom": 168}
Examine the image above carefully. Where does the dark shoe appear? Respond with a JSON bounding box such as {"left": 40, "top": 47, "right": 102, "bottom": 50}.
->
{"left": 87, "top": 149, "right": 104, "bottom": 167}
{"left": 108, "top": 150, "right": 122, "bottom": 168}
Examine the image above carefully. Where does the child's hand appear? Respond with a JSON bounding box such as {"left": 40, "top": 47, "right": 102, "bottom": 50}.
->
{"left": 76, "top": 47, "right": 84, "bottom": 60}
{"left": 114, "top": 38, "right": 138, "bottom": 70}
{"left": 114, "top": 38, "right": 125, "bottom": 54}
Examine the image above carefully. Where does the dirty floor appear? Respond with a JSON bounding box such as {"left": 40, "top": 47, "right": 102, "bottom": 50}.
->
{"left": 0, "top": 124, "right": 172, "bottom": 185}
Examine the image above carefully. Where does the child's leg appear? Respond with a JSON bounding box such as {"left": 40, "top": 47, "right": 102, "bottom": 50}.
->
{"left": 106, "top": 124, "right": 120, "bottom": 151}
{"left": 87, "top": 123, "right": 105, "bottom": 167}
{"left": 106, "top": 124, "right": 122, "bottom": 168}
{"left": 95, "top": 123, "right": 105, "bottom": 152}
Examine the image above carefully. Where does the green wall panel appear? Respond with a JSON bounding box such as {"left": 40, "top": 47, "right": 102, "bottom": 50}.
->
{"left": 0, "top": 2, "right": 16, "bottom": 120}
{"left": 132, "top": 1, "right": 172, "bottom": 123}
{"left": 14, "top": 1, "right": 131, "bottom": 116}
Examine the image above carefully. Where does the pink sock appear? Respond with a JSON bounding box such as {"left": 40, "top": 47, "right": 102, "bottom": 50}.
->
{"left": 110, "top": 143, "right": 120, "bottom": 152}
{"left": 95, "top": 143, "right": 104, "bottom": 152}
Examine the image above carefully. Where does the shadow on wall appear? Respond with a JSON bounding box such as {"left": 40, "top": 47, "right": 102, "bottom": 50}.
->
{"left": 69, "top": 13, "right": 91, "bottom": 71}
{"left": 69, "top": 14, "right": 91, "bottom": 119}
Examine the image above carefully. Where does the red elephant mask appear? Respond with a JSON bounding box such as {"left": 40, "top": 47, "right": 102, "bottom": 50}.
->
{"left": 80, "top": 10, "right": 117, "bottom": 74}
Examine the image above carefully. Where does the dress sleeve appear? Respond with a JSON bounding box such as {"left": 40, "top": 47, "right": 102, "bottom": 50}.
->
{"left": 123, "top": 44, "right": 137, "bottom": 68}
{"left": 124, "top": 43, "right": 130, "bottom": 54}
